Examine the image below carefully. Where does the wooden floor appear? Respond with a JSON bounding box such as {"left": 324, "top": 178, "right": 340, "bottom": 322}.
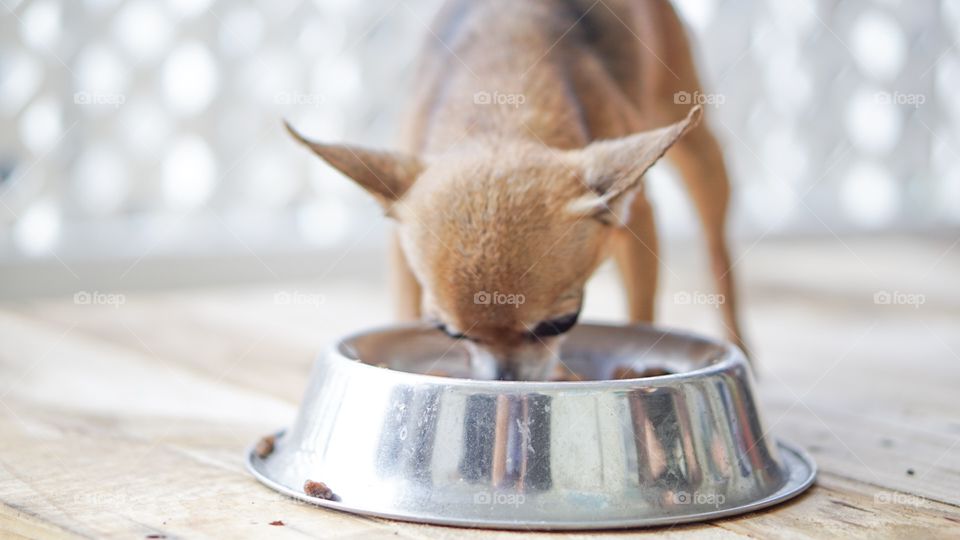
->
{"left": 1, "top": 235, "right": 958, "bottom": 539}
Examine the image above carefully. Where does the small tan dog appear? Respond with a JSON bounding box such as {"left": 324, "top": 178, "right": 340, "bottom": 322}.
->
{"left": 288, "top": 0, "right": 744, "bottom": 380}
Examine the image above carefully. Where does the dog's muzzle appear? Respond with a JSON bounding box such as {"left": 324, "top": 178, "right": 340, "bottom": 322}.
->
{"left": 465, "top": 340, "right": 561, "bottom": 381}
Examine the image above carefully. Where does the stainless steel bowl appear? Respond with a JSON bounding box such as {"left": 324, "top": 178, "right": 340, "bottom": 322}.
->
{"left": 247, "top": 323, "right": 815, "bottom": 529}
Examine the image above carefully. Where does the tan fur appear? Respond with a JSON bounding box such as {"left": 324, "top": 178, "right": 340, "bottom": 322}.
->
{"left": 288, "top": 0, "right": 746, "bottom": 379}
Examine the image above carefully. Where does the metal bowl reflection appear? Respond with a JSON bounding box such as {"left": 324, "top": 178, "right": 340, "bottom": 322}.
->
{"left": 247, "top": 323, "right": 815, "bottom": 529}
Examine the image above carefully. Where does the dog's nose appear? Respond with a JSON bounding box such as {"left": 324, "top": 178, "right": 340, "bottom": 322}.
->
{"left": 465, "top": 341, "right": 558, "bottom": 381}
{"left": 495, "top": 365, "right": 519, "bottom": 381}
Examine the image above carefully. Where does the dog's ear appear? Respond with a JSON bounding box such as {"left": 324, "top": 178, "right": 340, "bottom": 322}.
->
{"left": 568, "top": 106, "right": 702, "bottom": 222}
{"left": 285, "top": 121, "right": 423, "bottom": 206}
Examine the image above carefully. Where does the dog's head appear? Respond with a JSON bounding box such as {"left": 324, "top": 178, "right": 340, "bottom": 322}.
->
{"left": 287, "top": 106, "right": 701, "bottom": 380}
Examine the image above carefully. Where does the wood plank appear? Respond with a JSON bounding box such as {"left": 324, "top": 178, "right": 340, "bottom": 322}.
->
{"left": 715, "top": 474, "right": 959, "bottom": 540}
{"left": 0, "top": 502, "right": 89, "bottom": 540}
{"left": 2, "top": 393, "right": 957, "bottom": 540}
{"left": 0, "top": 311, "right": 295, "bottom": 427}
{"left": 2, "top": 235, "right": 959, "bottom": 537}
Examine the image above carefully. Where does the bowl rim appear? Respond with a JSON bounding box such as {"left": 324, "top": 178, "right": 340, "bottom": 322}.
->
{"left": 246, "top": 436, "right": 816, "bottom": 530}
{"left": 325, "top": 321, "right": 747, "bottom": 389}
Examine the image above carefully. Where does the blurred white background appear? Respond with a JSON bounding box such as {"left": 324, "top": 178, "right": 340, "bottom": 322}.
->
{"left": 1, "top": 0, "right": 958, "bottom": 298}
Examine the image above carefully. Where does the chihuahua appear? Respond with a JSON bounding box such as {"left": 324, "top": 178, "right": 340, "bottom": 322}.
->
{"left": 287, "top": 0, "right": 744, "bottom": 380}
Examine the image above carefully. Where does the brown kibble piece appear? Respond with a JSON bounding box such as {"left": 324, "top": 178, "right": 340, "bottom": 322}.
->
{"left": 425, "top": 369, "right": 452, "bottom": 377}
{"left": 612, "top": 366, "right": 672, "bottom": 379}
{"left": 269, "top": 520, "right": 285, "bottom": 526}
{"left": 255, "top": 435, "right": 276, "bottom": 459}
{"left": 304, "top": 479, "right": 339, "bottom": 501}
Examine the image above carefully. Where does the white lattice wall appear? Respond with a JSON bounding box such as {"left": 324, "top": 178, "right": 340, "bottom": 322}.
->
{"left": 1, "top": 0, "right": 958, "bottom": 263}
{"left": 672, "top": 0, "right": 960, "bottom": 237}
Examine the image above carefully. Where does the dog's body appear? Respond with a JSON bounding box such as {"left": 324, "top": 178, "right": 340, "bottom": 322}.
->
{"left": 289, "top": 0, "right": 744, "bottom": 379}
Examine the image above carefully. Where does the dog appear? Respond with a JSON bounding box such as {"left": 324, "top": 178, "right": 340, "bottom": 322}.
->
{"left": 287, "top": 0, "right": 745, "bottom": 380}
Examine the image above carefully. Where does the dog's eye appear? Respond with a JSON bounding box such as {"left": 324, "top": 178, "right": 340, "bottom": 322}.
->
{"left": 436, "top": 323, "right": 467, "bottom": 340}
{"left": 529, "top": 312, "right": 580, "bottom": 339}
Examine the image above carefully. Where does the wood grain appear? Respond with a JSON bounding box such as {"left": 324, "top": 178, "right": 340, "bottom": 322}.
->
{"left": 1, "top": 237, "right": 958, "bottom": 538}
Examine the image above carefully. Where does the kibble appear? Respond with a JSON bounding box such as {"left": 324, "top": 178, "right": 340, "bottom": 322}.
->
{"left": 254, "top": 435, "right": 276, "bottom": 459}
{"left": 304, "top": 479, "right": 339, "bottom": 501}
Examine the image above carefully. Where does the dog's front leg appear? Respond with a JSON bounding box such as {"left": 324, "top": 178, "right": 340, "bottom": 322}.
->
{"left": 612, "top": 192, "right": 660, "bottom": 323}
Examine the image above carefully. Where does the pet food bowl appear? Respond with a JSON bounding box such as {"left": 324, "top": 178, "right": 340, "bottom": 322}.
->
{"left": 247, "top": 323, "right": 815, "bottom": 529}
